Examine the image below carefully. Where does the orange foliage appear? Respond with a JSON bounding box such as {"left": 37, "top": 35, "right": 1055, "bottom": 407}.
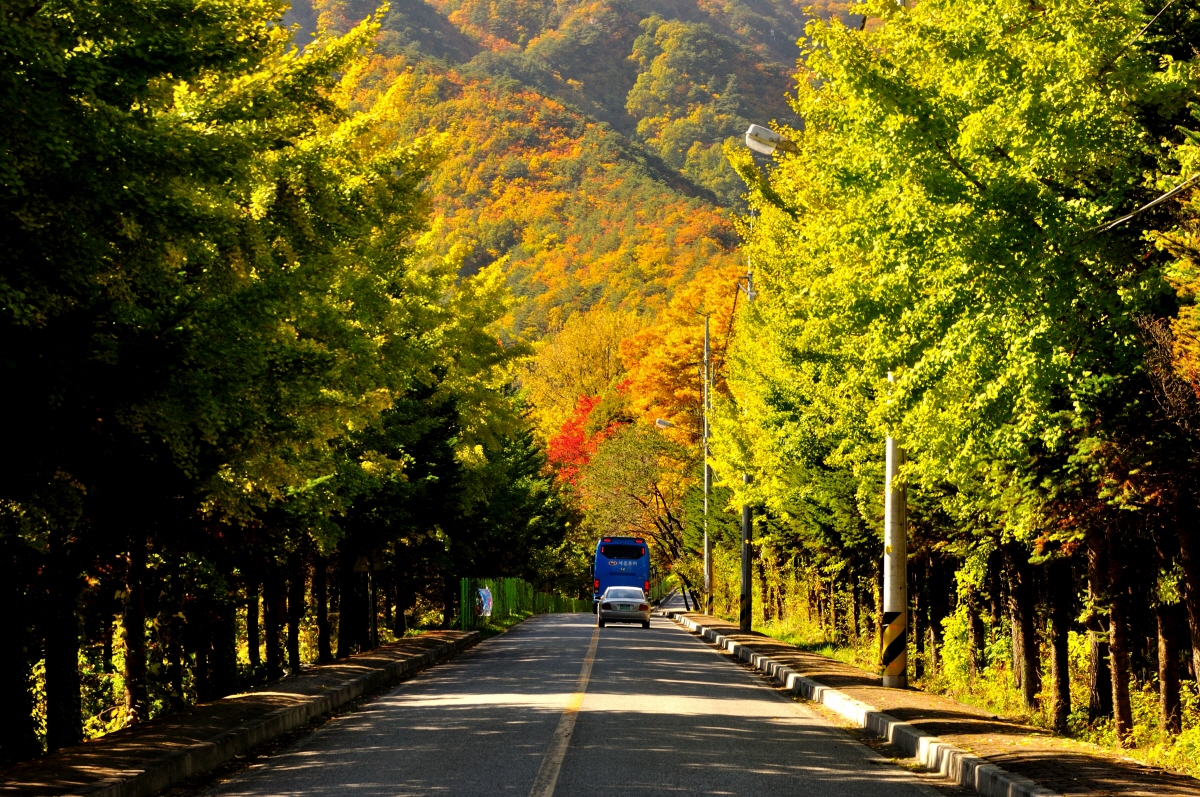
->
{"left": 340, "top": 53, "right": 742, "bottom": 333}
{"left": 619, "top": 262, "right": 743, "bottom": 444}
{"left": 546, "top": 395, "right": 604, "bottom": 484}
{"left": 545, "top": 391, "right": 628, "bottom": 483}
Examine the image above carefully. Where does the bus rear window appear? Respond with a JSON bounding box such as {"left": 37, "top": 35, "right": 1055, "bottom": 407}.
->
{"left": 600, "top": 544, "right": 645, "bottom": 559}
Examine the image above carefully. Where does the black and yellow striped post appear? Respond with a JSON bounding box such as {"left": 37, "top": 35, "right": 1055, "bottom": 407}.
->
{"left": 882, "top": 424, "right": 908, "bottom": 688}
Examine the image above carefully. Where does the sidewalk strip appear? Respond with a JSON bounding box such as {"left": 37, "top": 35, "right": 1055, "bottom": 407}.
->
{"left": 664, "top": 611, "right": 1059, "bottom": 797}
{"left": 528, "top": 627, "right": 600, "bottom": 797}
{"left": 1, "top": 631, "right": 481, "bottom": 797}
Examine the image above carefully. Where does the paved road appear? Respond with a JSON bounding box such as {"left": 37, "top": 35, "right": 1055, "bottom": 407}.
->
{"left": 206, "top": 613, "right": 936, "bottom": 797}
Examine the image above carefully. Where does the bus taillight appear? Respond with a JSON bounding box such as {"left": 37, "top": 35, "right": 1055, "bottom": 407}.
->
{"left": 594, "top": 579, "right": 600, "bottom": 592}
{"left": 644, "top": 580, "right": 650, "bottom": 593}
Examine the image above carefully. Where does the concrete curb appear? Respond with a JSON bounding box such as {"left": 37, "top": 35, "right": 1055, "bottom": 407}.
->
{"left": 664, "top": 611, "right": 1059, "bottom": 797}
{"left": 75, "top": 632, "right": 481, "bottom": 797}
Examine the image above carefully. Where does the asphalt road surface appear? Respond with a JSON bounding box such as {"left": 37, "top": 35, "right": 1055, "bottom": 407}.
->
{"left": 205, "top": 612, "right": 938, "bottom": 797}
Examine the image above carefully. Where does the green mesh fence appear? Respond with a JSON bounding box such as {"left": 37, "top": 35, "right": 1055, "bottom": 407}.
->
{"left": 648, "top": 575, "right": 672, "bottom": 603}
{"left": 459, "top": 577, "right": 592, "bottom": 630}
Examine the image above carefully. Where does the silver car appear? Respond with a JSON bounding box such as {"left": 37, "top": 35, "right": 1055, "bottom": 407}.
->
{"left": 597, "top": 587, "right": 650, "bottom": 628}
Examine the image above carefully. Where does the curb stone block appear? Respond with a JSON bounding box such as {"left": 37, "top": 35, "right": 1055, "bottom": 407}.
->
{"left": 663, "top": 611, "right": 1059, "bottom": 797}
{"left": 72, "top": 633, "right": 480, "bottom": 797}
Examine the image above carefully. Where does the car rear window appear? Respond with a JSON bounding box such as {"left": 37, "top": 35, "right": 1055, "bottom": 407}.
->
{"left": 600, "top": 544, "right": 645, "bottom": 559}
{"left": 606, "top": 588, "right": 644, "bottom": 600}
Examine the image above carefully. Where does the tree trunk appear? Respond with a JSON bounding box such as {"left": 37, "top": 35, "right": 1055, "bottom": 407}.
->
{"left": 336, "top": 547, "right": 363, "bottom": 658}
{"left": 45, "top": 531, "right": 82, "bottom": 751}
{"left": 314, "top": 555, "right": 333, "bottom": 664}
{"left": 123, "top": 537, "right": 149, "bottom": 724}
{"left": 0, "top": 545, "right": 40, "bottom": 766}
{"left": 369, "top": 564, "right": 378, "bottom": 647}
{"left": 1086, "top": 532, "right": 1112, "bottom": 722}
{"left": 851, "top": 582, "right": 861, "bottom": 642}
{"left": 989, "top": 551, "right": 1003, "bottom": 628}
{"left": 913, "top": 560, "right": 926, "bottom": 680}
{"left": 210, "top": 598, "right": 237, "bottom": 698}
{"left": 393, "top": 565, "right": 409, "bottom": 637}
{"left": 1010, "top": 601, "right": 1023, "bottom": 692}
{"left": 1005, "top": 543, "right": 1040, "bottom": 708}
{"left": 968, "top": 598, "right": 986, "bottom": 680}
{"left": 287, "top": 552, "right": 306, "bottom": 675}
{"left": 928, "top": 557, "right": 951, "bottom": 678}
{"left": 192, "top": 608, "right": 212, "bottom": 703}
{"left": 1049, "top": 558, "right": 1072, "bottom": 732}
{"left": 101, "top": 620, "right": 114, "bottom": 673}
{"left": 1178, "top": 521, "right": 1200, "bottom": 685}
{"left": 246, "top": 582, "right": 261, "bottom": 669}
{"left": 166, "top": 611, "right": 184, "bottom": 711}
{"left": 264, "top": 566, "right": 285, "bottom": 680}
{"left": 829, "top": 584, "right": 839, "bottom": 639}
{"left": 441, "top": 572, "right": 456, "bottom": 631}
{"left": 382, "top": 576, "right": 394, "bottom": 634}
{"left": 756, "top": 558, "right": 769, "bottom": 624}
{"left": 1108, "top": 528, "right": 1134, "bottom": 744}
{"left": 1157, "top": 602, "right": 1182, "bottom": 735}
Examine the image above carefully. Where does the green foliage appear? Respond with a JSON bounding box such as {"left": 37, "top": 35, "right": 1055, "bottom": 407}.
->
{"left": 0, "top": 0, "right": 583, "bottom": 758}
{"left": 698, "top": 0, "right": 1200, "bottom": 768}
{"left": 625, "top": 15, "right": 790, "bottom": 202}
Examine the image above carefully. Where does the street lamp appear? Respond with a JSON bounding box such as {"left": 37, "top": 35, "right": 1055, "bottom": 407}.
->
{"left": 701, "top": 316, "right": 713, "bottom": 614}
{"left": 736, "top": 272, "right": 756, "bottom": 634}
{"left": 726, "top": 126, "right": 796, "bottom": 634}
{"left": 742, "top": 123, "right": 909, "bottom": 685}
{"left": 744, "top": 124, "right": 799, "bottom": 156}
{"left": 655, "top": 418, "right": 674, "bottom": 429}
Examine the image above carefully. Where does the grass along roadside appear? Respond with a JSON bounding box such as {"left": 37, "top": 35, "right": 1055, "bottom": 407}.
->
{"left": 722, "top": 615, "right": 1200, "bottom": 782}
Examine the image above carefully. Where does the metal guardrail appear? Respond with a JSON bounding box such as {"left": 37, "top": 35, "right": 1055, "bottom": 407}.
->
{"left": 459, "top": 577, "right": 591, "bottom": 630}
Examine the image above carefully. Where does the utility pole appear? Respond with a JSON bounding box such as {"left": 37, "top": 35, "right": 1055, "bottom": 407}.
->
{"left": 881, "top": 372, "right": 908, "bottom": 687}
{"left": 739, "top": 271, "right": 756, "bottom": 634}
{"left": 703, "top": 315, "right": 713, "bottom": 614}
{"left": 740, "top": 472, "right": 753, "bottom": 632}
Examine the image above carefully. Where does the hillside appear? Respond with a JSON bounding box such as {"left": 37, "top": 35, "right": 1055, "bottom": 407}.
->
{"left": 342, "top": 53, "right": 743, "bottom": 332}
{"left": 298, "top": 0, "right": 853, "bottom": 333}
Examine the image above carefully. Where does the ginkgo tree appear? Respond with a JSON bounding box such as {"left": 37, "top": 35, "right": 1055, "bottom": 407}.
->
{"left": 710, "top": 0, "right": 1200, "bottom": 744}
{"left": 0, "top": 0, "right": 578, "bottom": 758}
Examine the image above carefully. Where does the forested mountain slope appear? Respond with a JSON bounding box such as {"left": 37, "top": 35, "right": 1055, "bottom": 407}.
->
{"left": 341, "top": 54, "right": 743, "bottom": 332}
{"left": 297, "top": 0, "right": 852, "bottom": 333}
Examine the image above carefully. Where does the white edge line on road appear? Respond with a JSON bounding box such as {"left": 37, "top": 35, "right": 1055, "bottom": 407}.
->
{"left": 528, "top": 625, "right": 601, "bottom": 797}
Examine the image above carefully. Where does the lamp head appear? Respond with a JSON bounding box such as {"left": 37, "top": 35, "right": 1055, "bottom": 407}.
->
{"left": 745, "top": 124, "right": 798, "bottom": 156}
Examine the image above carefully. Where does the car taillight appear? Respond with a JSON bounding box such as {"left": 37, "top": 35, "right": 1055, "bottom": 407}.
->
{"left": 601, "top": 603, "right": 612, "bottom": 610}
{"left": 639, "top": 604, "right": 649, "bottom": 611}
{"left": 644, "top": 580, "right": 650, "bottom": 593}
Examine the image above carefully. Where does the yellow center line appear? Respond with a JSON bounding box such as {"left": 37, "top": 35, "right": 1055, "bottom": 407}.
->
{"left": 528, "top": 627, "right": 600, "bottom": 797}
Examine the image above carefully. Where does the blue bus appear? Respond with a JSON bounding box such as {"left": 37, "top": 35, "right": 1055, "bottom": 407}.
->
{"left": 592, "top": 536, "right": 650, "bottom": 609}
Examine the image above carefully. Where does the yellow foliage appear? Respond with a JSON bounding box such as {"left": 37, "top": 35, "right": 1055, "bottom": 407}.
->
{"left": 620, "top": 262, "right": 744, "bottom": 443}
{"left": 522, "top": 308, "right": 646, "bottom": 440}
